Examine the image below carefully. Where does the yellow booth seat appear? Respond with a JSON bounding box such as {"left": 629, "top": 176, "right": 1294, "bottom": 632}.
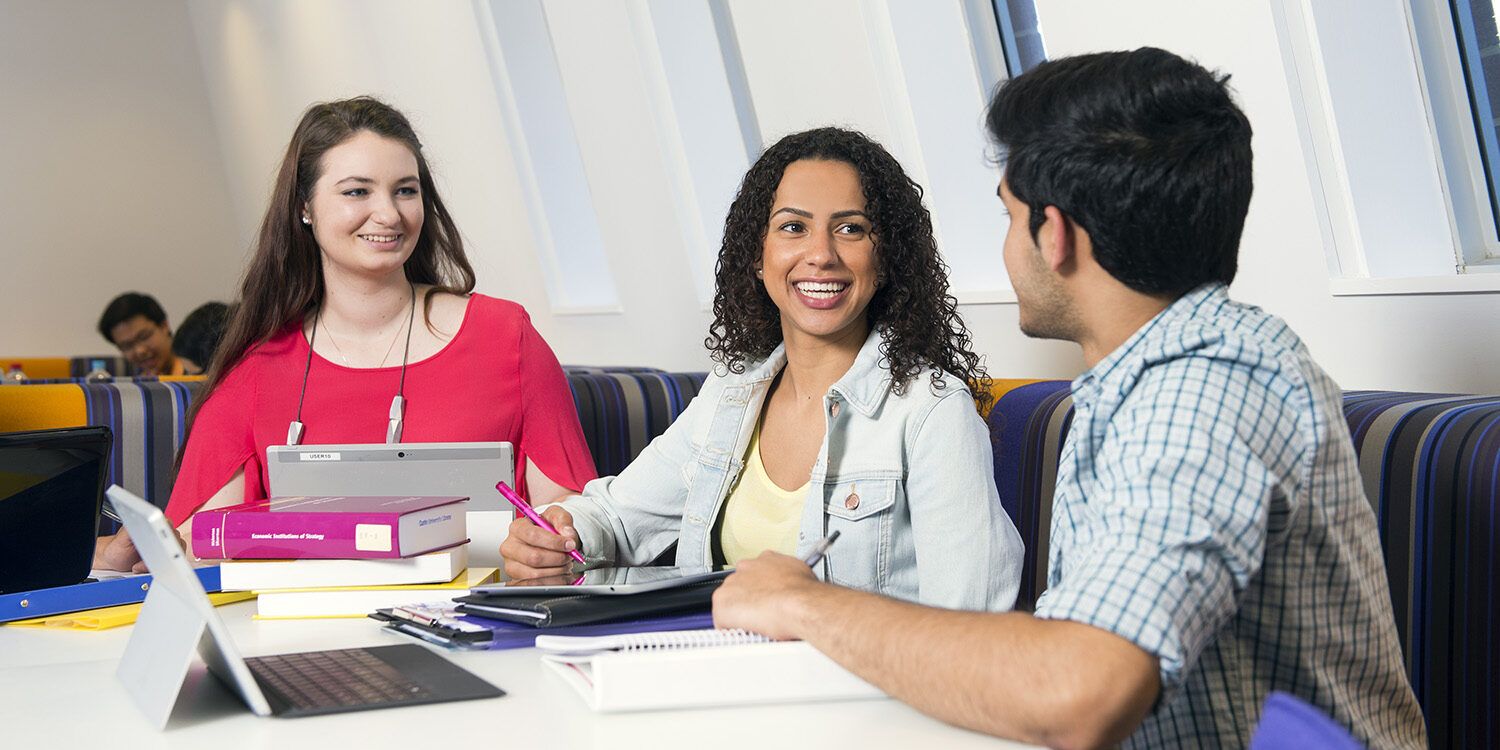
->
{"left": 975, "top": 378, "right": 1049, "bottom": 417}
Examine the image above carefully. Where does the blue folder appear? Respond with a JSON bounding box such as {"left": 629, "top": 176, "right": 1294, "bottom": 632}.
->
{"left": 0, "top": 566, "right": 221, "bottom": 623}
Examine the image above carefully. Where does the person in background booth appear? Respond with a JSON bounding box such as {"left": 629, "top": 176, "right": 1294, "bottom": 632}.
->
{"left": 92, "top": 96, "right": 598, "bottom": 572}
{"left": 711, "top": 49, "right": 1425, "bottom": 749}
{"left": 97, "top": 292, "right": 184, "bottom": 376}
{"left": 501, "top": 127, "right": 1024, "bottom": 612}
{"left": 172, "top": 301, "right": 232, "bottom": 375}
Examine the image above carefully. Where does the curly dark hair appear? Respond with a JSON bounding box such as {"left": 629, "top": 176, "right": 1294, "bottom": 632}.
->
{"left": 706, "top": 127, "right": 988, "bottom": 407}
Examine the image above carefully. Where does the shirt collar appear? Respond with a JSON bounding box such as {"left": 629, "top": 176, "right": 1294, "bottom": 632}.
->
{"left": 1071, "top": 282, "right": 1228, "bottom": 403}
{"left": 737, "top": 327, "right": 891, "bottom": 417}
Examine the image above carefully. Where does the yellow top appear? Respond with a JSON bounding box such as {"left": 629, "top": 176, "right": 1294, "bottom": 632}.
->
{"left": 716, "top": 418, "right": 808, "bottom": 566}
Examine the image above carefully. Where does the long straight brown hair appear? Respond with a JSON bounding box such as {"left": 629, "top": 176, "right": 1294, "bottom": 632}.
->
{"left": 184, "top": 96, "right": 476, "bottom": 446}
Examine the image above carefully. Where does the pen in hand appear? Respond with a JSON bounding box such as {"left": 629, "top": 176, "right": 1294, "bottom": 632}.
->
{"left": 496, "top": 480, "right": 587, "bottom": 565}
{"left": 802, "top": 530, "right": 841, "bottom": 566}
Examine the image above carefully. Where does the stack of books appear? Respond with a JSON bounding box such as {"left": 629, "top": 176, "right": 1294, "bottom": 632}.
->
{"left": 191, "top": 495, "right": 493, "bottom": 619}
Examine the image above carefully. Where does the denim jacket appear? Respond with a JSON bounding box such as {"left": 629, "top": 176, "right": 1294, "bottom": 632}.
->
{"left": 562, "top": 328, "right": 1023, "bottom": 611}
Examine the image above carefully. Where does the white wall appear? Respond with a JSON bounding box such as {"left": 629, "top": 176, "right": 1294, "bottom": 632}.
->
{"left": 1033, "top": 0, "right": 1500, "bottom": 392}
{"left": 0, "top": 0, "right": 241, "bottom": 357}
{"left": 9, "top": 0, "right": 1494, "bottom": 392}
{"left": 187, "top": 0, "right": 717, "bottom": 371}
{"left": 183, "top": 0, "right": 1085, "bottom": 377}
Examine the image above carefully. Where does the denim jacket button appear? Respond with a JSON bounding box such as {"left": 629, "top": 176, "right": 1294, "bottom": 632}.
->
{"left": 829, "top": 401, "right": 841, "bottom": 417}
{"left": 844, "top": 492, "right": 860, "bottom": 510}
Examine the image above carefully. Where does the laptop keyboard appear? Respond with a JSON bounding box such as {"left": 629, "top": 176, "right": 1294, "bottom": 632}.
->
{"left": 246, "top": 648, "right": 433, "bottom": 713}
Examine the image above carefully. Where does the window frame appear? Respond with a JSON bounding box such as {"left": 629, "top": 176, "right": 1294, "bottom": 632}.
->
{"left": 1272, "top": 0, "right": 1500, "bottom": 296}
{"left": 1412, "top": 0, "right": 1500, "bottom": 268}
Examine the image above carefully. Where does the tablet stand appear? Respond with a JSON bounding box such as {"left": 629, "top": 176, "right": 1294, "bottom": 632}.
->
{"left": 117, "top": 582, "right": 208, "bottom": 728}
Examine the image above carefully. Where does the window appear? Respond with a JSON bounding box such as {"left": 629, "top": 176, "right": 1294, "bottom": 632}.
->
{"left": 1438, "top": 0, "right": 1500, "bottom": 263}
{"left": 475, "top": 0, "right": 622, "bottom": 312}
{"left": 992, "top": 0, "right": 1046, "bottom": 74}
{"left": 1273, "top": 0, "right": 1500, "bottom": 294}
{"left": 629, "top": 0, "right": 758, "bottom": 310}
{"left": 477, "top": 0, "right": 1052, "bottom": 310}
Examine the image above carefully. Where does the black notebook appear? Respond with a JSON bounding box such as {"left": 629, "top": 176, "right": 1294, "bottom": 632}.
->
{"left": 452, "top": 579, "right": 720, "bottom": 627}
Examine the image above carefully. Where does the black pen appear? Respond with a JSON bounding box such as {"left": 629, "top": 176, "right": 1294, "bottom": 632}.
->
{"left": 802, "top": 530, "right": 841, "bottom": 566}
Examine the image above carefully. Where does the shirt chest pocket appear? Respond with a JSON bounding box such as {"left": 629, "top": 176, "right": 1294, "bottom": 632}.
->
{"left": 821, "top": 477, "right": 900, "bottom": 592}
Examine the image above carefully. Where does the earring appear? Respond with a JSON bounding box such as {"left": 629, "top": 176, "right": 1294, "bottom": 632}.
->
{"left": 755, "top": 268, "right": 763, "bottom": 278}
{"left": 301, "top": 215, "right": 311, "bottom": 226}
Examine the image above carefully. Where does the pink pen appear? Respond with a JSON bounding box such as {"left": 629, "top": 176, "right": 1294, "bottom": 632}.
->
{"left": 496, "top": 480, "right": 587, "bottom": 565}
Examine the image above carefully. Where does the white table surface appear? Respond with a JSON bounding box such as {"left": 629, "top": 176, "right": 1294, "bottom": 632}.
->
{"left": 0, "top": 601, "right": 1035, "bottom": 749}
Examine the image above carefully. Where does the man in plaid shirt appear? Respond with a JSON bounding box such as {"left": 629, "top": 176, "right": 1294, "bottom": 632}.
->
{"left": 713, "top": 48, "right": 1425, "bottom": 748}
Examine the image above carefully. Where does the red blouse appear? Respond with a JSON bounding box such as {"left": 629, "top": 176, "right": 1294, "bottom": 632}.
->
{"left": 165, "top": 294, "right": 597, "bottom": 526}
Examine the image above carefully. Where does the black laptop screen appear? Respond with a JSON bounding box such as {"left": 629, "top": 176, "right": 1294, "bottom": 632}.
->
{"left": 0, "top": 426, "right": 111, "bottom": 593}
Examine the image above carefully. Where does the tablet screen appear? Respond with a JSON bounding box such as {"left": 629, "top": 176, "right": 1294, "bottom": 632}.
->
{"left": 470, "top": 565, "right": 730, "bottom": 596}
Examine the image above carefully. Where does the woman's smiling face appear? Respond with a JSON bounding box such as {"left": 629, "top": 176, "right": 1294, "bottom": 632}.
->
{"left": 759, "top": 158, "right": 878, "bottom": 348}
{"left": 304, "top": 129, "right": 424, "bottom": 280}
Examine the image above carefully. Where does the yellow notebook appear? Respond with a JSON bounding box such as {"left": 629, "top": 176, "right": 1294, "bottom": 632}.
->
{"left": 252, "top": 567, "right": 498, "bottom": 620}
{"left": 6, "top": 592, "right": 256, "bottom": 630}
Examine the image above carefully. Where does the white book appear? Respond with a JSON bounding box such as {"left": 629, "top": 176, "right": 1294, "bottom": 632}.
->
{"left": 252, "top": 567, "right": 498, "bottom": 619}
{"left": 218, "top": 545, "right": 467, "bottom": 591}
{"left": 537, "top": 629, "right": 886, "bottom": 712}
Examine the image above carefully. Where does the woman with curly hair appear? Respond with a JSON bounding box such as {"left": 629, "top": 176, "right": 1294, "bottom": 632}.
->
{"left": 501, "top": 127, "right": 1022, "bottom": 610}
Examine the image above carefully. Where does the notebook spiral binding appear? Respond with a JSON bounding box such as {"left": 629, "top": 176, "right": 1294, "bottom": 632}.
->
{"left": 617, "top": 628, "right": 770, "bottom": 651}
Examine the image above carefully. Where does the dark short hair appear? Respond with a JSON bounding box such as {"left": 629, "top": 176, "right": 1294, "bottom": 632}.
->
{"left": 985, "top": 47, "right": 1254, "bottom": 297}
{"left": 97, "top": 292, "right": 167, "bottom": 343}
{"left": 172, "top": 302, "right": 232, "bottom": 370}
{"left": 706, "top": 127, "right": 987, "bottom": 405}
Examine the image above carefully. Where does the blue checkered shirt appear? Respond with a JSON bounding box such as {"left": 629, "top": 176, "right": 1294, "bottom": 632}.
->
{"left": 1032, "top": 284, "right": 1426, "bottom": 748}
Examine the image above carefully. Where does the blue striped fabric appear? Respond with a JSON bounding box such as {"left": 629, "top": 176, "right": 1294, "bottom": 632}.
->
{"left": 564, "top": 371, "right": 708, "bottom": 477}
{"left": 562, "top": 365, "right": 667, "bottom": 375}
{"left": 987, "top": 379, "right": 1072, "bottom": 609}
{"left": 25, "top": 375, "right": 170, "bottom": 385}
{"left": 10, "top": 372, "right": 712, "bottom": 529}
{"left": 989, "top": 383, "right": 1500, "bottom": 749}
{"left": 1342, "top": 391, "right": 1500, "bottom": 750}
{"left": 76, "top": 380, "right": 202, "bottom": 533}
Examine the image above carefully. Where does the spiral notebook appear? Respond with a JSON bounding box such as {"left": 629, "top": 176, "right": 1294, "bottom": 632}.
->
{"left": 537, "top": 628, "right": 885, "bottom": 712}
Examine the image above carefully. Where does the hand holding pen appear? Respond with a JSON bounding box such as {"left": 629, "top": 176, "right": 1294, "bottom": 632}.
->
{"left": 496, "top": 480, "right": 587, "bottom": 580}
{"left": 802, "top": 530, "right": 840, "bottom": 567}
{"left": 708, "top": 532, "right": 842, "bottom": 641}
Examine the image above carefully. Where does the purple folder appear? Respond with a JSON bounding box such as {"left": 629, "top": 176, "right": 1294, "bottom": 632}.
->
{"left": 375, "top": 606, "right": 716, "bottom": 650}
{"left": 475, "top": 610, "right": 717, "bottom": 650}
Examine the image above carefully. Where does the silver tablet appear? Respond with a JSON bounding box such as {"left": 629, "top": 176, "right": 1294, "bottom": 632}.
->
{"left": 108, "top": 485, "right": 275, "bottom": 723}
{"left": 266, "top": 441, "right": 513, "bottom": 512}
{"left": 469, "top": 566, "right": 731, "bottom": 596}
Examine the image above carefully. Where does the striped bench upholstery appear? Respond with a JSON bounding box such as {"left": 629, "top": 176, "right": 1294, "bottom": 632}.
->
{"left": 988, "top": 382, "right": 1500, "bottom": 749}
{"left": 0, "top": 379, "right": 202, "bottom": 534}
{"left": 563, "top": 365, "right": 667, "bottom": 375}
{"left": 3, "top": 369, "right": 1032, "bottom": 539}
{"left": 562, "top": 372, "right": 1034, "bottom": 477}
{"left": 1, "top": 371, "right": 712, "bottom": 522}
{"left": 1345, "top": 391, "right": 1500, "bottom": 750}
{"left": 565, "top": 370, "right": 709, "bottom": 477}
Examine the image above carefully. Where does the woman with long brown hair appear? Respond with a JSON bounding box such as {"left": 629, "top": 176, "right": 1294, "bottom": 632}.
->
{"left": 93, "top": 97, "right": 596, "bottom": 571}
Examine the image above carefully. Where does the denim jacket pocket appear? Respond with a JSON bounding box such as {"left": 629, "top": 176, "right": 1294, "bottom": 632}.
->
{"left": 822, "top": 477, "right": 899, "bottom": 592}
